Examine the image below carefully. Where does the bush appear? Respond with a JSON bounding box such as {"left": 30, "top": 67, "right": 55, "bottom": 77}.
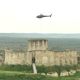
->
{"left": 0, "top": 65, "right": 32, "bottom": 72}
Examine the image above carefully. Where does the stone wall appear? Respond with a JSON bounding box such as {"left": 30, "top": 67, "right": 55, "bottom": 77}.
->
{"left": 4, "top": 49, "right": 78, "bottom": 66}
{"left": 77, "top": 53, "right": 80, "bottom": 64}
{"left": 32, "top": 50, "right": 78, "bottom": 66}
{"left": 0, "top": 50, "right": 5, "bottom": 65}
{"left": 4, "top": 50, "right": 26, "bottom": 65}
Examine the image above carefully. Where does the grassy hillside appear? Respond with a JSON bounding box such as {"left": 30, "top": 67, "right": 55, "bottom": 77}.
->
{"left": 48, "top": 38, "right": 80, "bottom": 51}
{"left": 0, "top": 71, "right": 79, "bottom": 80}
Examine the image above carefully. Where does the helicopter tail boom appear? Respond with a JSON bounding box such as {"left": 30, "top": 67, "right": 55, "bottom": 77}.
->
{"left": 50, "top": 14, "right": 52, "bottom": 17}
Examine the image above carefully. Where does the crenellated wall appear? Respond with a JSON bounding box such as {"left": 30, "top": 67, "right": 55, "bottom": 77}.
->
{"left": 3, "top": 39, "right": 78, "bottom": 66}
{"left": 4, "top": 49, "right": 78, "bottom": 66}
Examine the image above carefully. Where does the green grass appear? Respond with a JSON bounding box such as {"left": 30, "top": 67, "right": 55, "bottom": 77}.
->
{"left": 0, "top": 70, "right": 79, "bottom": 80}
{"left": 0, "top": 65, "right": 79, "bottom": 73}
{"left": 0, "top": 65, "right": 79, "bottom": 80}
{"left": 0, "top": 65, "right": 32, "bottom": 72}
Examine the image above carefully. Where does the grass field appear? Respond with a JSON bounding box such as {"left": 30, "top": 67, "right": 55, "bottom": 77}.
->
{"left": 0, "top": 70, "right": 79, "bottom": 80}
{"left": 0, "top": 65, "right": 79, "bottom": 80}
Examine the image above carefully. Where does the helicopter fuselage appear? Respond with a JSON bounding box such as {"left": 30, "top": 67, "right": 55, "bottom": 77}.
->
{"left": 36, "top": 14, "right": 52, "bottom": 18}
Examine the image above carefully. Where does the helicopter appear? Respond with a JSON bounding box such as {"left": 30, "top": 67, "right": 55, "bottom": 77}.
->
{"left": 36, "top": 14, "right": 52, "bottom": 18}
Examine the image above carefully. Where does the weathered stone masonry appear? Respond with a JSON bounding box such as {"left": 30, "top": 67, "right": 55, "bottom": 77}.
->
{"left": 1, "top": 39, "right": 78, "bottom": 66}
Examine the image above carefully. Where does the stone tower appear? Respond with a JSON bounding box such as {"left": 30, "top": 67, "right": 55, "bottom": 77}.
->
{"left": 27, "top": 39, "right": 48, "bottom": 51}
{"left": 27, "top": 39, "right": 48, "bottom": 65}
{"left": 27, "top": 39, "right": 48, "bottom": 73}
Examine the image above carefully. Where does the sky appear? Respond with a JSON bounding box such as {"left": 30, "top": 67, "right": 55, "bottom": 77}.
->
{"left": 0, "top": 0, "right": 80, "bottom": 33}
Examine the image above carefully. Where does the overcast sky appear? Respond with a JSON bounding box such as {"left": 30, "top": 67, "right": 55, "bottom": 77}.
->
{"left": 0, "top": 0, "right": 80, "bottom": 33}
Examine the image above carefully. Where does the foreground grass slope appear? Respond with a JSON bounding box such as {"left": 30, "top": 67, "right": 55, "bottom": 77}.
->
{"left": 0, "top": 65, "right": 79, "bottom": 80}
{"left": 0, "top": 65, "right": 79, "bottom": 74}
{"left": 0, "top": 71, "right": 80, "bottom": 80}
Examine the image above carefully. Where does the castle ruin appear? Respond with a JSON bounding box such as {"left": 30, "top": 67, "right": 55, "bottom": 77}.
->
{"left": 0, "top": 39, "right": 78, "bottom": 66}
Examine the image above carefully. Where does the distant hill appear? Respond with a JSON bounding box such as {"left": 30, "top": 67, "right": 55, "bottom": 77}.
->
{"left": 0, "top": 33, "right": 80, "bottom": 52}
{"left": 0, "top": 33, "right": 80, "bottom": 38}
